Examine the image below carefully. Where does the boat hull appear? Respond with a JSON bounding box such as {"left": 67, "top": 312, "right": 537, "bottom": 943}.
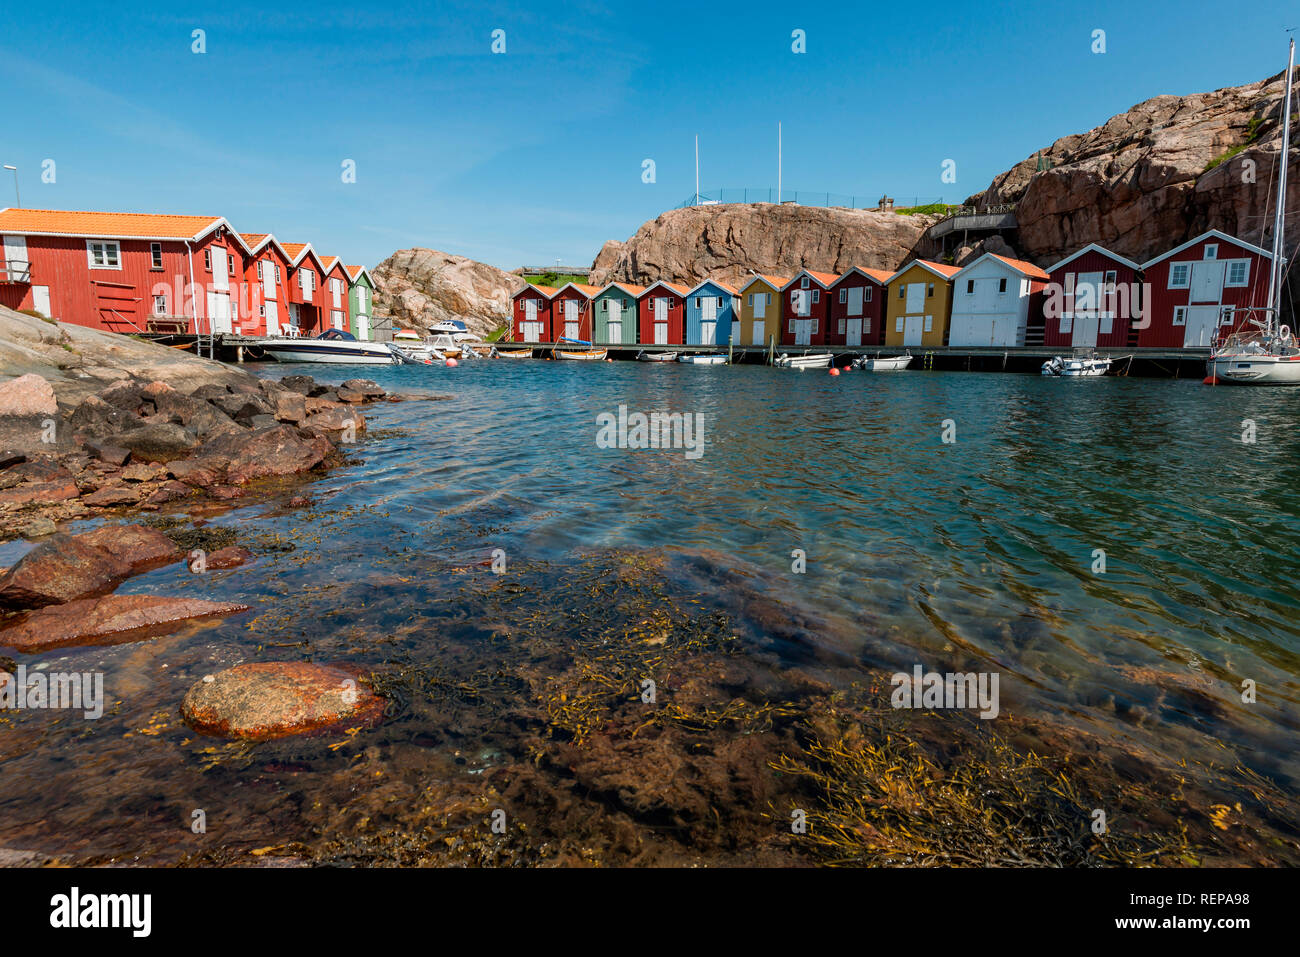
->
{"left": 1208, "top": 354, "right": 1300, "bottom": 384}
{"left": 775, "top": 353, "right": 833, "bottom": 369}
{"left": 678, "top": 354, "right": 726, "bottom": 365}
{"left": 262, "top": 340, "right": 396, "bottom": 364}
{"left": 638, "top": 351, "right": 678, "bottom": 362}
{"left": 556, "top": 349, "right": 608, "bottom": 361}
{"left": 855, "top": 356, "right": 912, "bottom": 372}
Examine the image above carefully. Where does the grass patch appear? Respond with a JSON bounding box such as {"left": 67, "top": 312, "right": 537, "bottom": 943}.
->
{"left": 896, "top": 203, "right": 962, "bottom": 217}
{"left": 523, "top": 273, "right": 586, "bottom": 288}
{"left": 1205, "top": 117, "right": 1264, "bottom": 172}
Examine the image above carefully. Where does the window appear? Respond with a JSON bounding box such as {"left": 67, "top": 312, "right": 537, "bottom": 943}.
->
{"left": 747, "top": 294, "right": 754, "bottom": 306}
{"left": 600, "top": 300, "right": 607, "bottom": 312}
{"left": 259, "top": 305, "right": 266, "bottom": 317}
{"left": 229, "top": 258, "right": 236, "bottom": 277}
{"left": 839, "top": 288, "right": 847, "bottom": 303}
{"left": 838, "top": 317, "right": 846, "bottom": 334}
{"left": 895, "top": 316, "right": 904, "bottom": 332}
{"left": 1103, "top": 270, "right": 1117, "bottom": 287}
{"left": 1173, "top": 306, "right": 1188, "bottom": 326}
{"left": 923, "top": 316, "right": 933, "bottom": 332}
{"left": 998, "top": 278, "right": 1007, "bottom": 294}
{"left": 151, "top": 242, "right": 163, "bottom": 269}
{"left": 788, "top": 316, "right": 795, "bottom": 332}
{"left": 800, "top": 277, "right": 810, "bottom": 288}
{"left": 765, "top": 294, "right": 771, "bottom": 306}
{"left": 1169, "top": 263, "right": 1190, "bottom": 289}
{"left": 863, "top": 319, "right": 871, "bottom": 333}
{"left": 257, "top": 261, "right": 264, "bottom": 280}
{"left": 1225, "top": 260, "right": 1249, "bottom": 286}
{"left": 1060, "top": 315, "right": 1073, "bottom": 334}
{"left": 1220, "top": 305, "right": 1236, "bottom": 326}
{"left": 86, "top": 241, "right": 120, "bottom": 269}
{"left": 898, "top": 286, "right": 905, "bottom": 299}
{"left": 1204, "top": 244, "right": 1218, "bottom": 260}
{"left": 203, "top": 249, "right": 211, "bottom": 271}
{"left": 864, "top": 287, "right": 872, "bottom": 302}
{"left": 300, "top": 270, "right": 315, "bottom": 292}
{"left": 811, "top": 290, "right": 819, "bottom": 303}
{"left": 967, "top": 279, "right": 975, "bottom": 293}
{"left": 927, "top": 283, "right": 934, "bottom": 298}
{"left": 153, "top": 294, "right": 167, "bottom": 315}
{"left": 668, "top": 297, "right": 675, "bottom": 308}
{"left": 810, "top": 317, "right": 819, "bottom": 334}
{"left": 695, "top": 297, "right": 702, "bottom": 308}
{"left": 274, "top": 264, "right": 281, "bottom": 283}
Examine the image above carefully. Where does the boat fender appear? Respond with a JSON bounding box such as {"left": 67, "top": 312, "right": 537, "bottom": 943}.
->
{"left": 446, "top": 358, "right": 458, "bottom": 367}
{"left": 1281, "top": 325, "right": 1293, "bottom": 342}
{"left": 828, "top": 367, "right": 840, "bottom": 376}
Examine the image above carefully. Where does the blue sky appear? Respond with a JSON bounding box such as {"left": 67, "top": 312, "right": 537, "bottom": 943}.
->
{"left": 1, "top": 0, "right": 1294, "bottom": 271}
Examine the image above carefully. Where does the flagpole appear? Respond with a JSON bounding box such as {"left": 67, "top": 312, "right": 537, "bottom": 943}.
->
{"left": 778, "top": 123, "right": 782, "bottom": 204}
{"left": 695, "top": 135, "right": 700, "bottom": 206}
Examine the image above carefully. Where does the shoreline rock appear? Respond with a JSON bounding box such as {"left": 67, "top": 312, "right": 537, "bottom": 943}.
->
{"left": 180, "top": 662, "right": 386, "bottom": 740}
{"left": 0, "top": 594, "right": 250, "bottom": 652}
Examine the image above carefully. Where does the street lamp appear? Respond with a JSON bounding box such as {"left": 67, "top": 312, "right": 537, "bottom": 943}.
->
{"left": 1, "top": 166, "right": 17, "bottom": 208}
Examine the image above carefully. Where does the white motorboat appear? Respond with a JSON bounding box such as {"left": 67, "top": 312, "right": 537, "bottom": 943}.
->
{"left": 388, "top": 329, "right": 442, "bottom": 363}
{"left": 1042, "top": 355, "right": 1112, "bottom": 377}
{"left": 774, "top": 353, "right": 834, "bottom": 369}
{"left": 853, "top": 354, "right": 912, "bottom": 372}
{"left": 262, "top": 328, "right": 397, "bottom": 364}
{"left": 638, "top": 351, "right": 678, "bottom": 362}
{"left": 677, "top": 354, "right": 727, "bottom": 365}
{"left": 1207, "top": 39, "right": 1299, "bottom": 386}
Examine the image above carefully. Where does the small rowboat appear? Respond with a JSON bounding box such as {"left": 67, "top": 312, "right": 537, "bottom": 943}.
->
{"left": 853, "top": 354, "right": 912, "bottom": 372}
{"left": 678, "top": 354, "right": 727, "bottom": 365}
{"left": 774, "top": 352, "right": 834, "bottom": 369}
{"left": 556, "top": 348, "right": 609, "bottom": 361}
{"left": 493, "top": 347, "right": 534, "bottom": 359}
{"left": 638, "top": 351, "right": 678, "bottom": 362}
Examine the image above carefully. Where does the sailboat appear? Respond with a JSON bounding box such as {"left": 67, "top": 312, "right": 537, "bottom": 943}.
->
{"left": 1207, "top": 38, "right": 1299, "bottom": 385}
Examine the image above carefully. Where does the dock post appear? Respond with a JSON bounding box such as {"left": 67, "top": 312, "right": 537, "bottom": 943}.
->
{"left": 236, "top": 345, "right": 244, "bottom": 363}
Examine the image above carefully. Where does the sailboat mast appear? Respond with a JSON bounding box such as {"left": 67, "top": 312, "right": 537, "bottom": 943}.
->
{"left": 1266, "top": 38, "right": 1294, "bottom": 334}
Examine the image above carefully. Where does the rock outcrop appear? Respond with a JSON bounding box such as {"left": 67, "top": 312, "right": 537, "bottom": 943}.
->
{"left": 0, "top": 594, "right": 249, "bottom": 652}
{"left": 370, "top": 248, "right": 522, "bottom": 339}
{"left": 590, "top": 204, "right": 940, "bottom": 290}
{"left": 966, "top": 67, "right": 1300, "bottom": 272}
{"left": 588, "top": 239, "right": 628, "bottom": 286}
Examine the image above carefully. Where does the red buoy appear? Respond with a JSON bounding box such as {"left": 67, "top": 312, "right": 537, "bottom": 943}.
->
{"left": 1202, "top": 375, "right": 1218, "bottom": 386}
{"left": 828, "top": 367, "right": 840, "bottom": 376}
{"left": 446, "top": 358, "right": 458, "bottom": 368}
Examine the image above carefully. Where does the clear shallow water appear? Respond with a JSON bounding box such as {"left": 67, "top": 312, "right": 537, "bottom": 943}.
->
{"left": 2, "top": 360, "right": 1298, "bottom": 864}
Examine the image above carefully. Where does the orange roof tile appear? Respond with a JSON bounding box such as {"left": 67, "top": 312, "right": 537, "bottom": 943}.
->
{"left": 860, "top": 268, "right": 893, "bottom": 284}
{"left": 0, "top": 208, "right": 224, "bottom": 240}
{"left": 240, "top": 232, "right": 269, "bottom": 246}
{"left": 604, "top": 282, "right": 647, "bottom": 295}
{"left": 918, "top": 260, "right": 961, "bottom": 277}
{"left": 990, "top": 254, "right": 1051, "bottom": 280}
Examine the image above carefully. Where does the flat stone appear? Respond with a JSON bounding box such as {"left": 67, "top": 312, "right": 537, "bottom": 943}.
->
{"left": 0, "top": 534, "right": 133, "bottom": 609}
{"left": 278, "top": 375, "right": 316, "bottom": 396}
{"left": 108, "top": 423, "right": 199, "bottom": 463}
{"left": 0, "top": 374, "right": 57, "bottom": 417}
{"left": 81, "top": 484, "right": 144, "bottom": 507}
{"left": 0, "top": 452, "right": 26, "bottom": 470}
{"left": 83, "top": 439, "right": 131, "bottom": 466}
{"left": 0, "top": 594, "right": 250, "bottom": 652}
{"left": 340, "top": 378, "right": 385, "bottom": 398}
{"left": 180, "top": 662, "right": 384, "bottom": 740}
{"left": 207, "top": 545, "right": 253, "bottom": 569}
{"left": 0, "top": 479, "right": 80, "bottom": 507}
{"left": 78, "top": 524, "right": 179, "bottom": 570}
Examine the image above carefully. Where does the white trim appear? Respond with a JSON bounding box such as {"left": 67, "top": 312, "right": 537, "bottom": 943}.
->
{"left": 1224, "top": 259, "right": 1251, "bottom": 287}
{"left": 86, "top": 239, "right": 121, "bottom": 270}
{"left": 1140, "top": 229, "right": 1272, "bottom": 269}
{"left": 683, "top": 278, "right": 738, "bottom": 297}
{"left": 1046, "top": 242, "right": 1141, "bottom": 274}
{"left": 883, "top": 260, "right": 958, "bottom": 285}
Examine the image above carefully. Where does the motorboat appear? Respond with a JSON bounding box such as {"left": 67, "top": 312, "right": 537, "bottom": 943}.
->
{"left": 638, "top": 351, "right": 678, "bottom": 362}
{"left": 677, "top": 354, "right": 727, "bottom": 365}
{"left": 262, "top": 328, "right": 396, "bottom": 364}
{"left": 1041, "top": 355, "right": 1112, "bottom": 377}
{"left": 852, "top": 354, "right": 912, "bottom": 372}
{"left": 774, "top": 352, "right": 834, "bottom": 369}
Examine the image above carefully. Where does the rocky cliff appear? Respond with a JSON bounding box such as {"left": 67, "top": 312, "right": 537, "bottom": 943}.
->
{"left": 370, "top": 248, "right": 521, "bottom": 339}
{"left": 968, "top": 67, "right": 1300, "bottom": 268}
{"left": 590, "top": 204, "right": 940, "bottom": 289}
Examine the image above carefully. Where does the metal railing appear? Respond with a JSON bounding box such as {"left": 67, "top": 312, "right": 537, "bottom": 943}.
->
{"left": 0, "top": 259, "right": 31, "bottom": 283}
{"left": 678, "top": 189, "right": 945, "bottom": 211}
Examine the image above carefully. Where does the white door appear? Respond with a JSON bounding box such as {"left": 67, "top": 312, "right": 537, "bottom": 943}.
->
{"left": 357, "top": 314, "right": 369, "bottom": 340}
{"left": 262, "top": 262, "right": 276, "bottom": 300}
{"left": 1074, "top": 271, "right": 1103, "bottom": 316}
{"left": 564, "top": 300, "right": 579, "bottom": 339}
{"left": 655, "top": 297, "right": 668, "bottom": 322}
{"left": 847, "top": 286, "right": 863, "bottom": 316}
{"left": 753, "top": 294, "right": 766, "bottom": 319}
{"left": 206, "top": 292, "right": 232, "bottom": 334}
{"left": 1190, "top": 262, "right": 1225, "bottom": 303}
{"left": 903, "top": 315, "right": 924, "bottom": 346}
{"left": 792, "top": 289, "right": 810, "bottom": 316}
{"left": 795, "top": 320, "right": 811, "bottom": 345}
{"left": 525, "top": 298, "right": 538, "bottom": 326}
{"left": 32, "top": 285, "right": 51, "bottom": 317}
{"left": 752, "top": 320, "right": 765, "bottom": 346}
{"left": 701, "top": 297, "right": 717, "bottom": 345}
{"left": 1070, "top": 313, "right": 1099, "bottom": 347}
{"left": 332, "top": 278, "right": 343, "bottom": 308}
{"left": 211, "top": 248, "right": 228, "bottom": 291}
{"left": 265, "top": 300, "right": 280, "bottom": 337}
{"left": 332, "top": 310, "right": 344, "bottom": 329}
{"left": 731, "top": 319, "right": 741, "bottom": 344}
{"left": 3, "top": 235, "right": 27, "bottom": 281}
{"left": 607, "top": 300, "right": 622, "bottom": 343}
{"left": 905, "top": 282, "right": 925, "bottom": 313}
{"left": 1184, "top": 306, "right": 1221, "bottom": 347}
{"left": 655, "top": 321, "right": 668, "bottom": 344}
{"left": 847, "top": 316, "right": 862, "bottom": 346}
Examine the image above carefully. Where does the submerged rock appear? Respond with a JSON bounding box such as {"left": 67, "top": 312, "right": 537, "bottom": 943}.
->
{"left": 181, "top": 662, "right": 385, "bottom": 740}
{"left": 0, "top": 594, "right": 250, "bottom": 651}
{"left": 0, "top": 534, "right": 132, "bottom": 608}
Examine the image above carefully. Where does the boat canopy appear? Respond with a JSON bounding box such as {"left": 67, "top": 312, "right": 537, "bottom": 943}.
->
{"left": 317, "top": 328, "right": 358, "bottom": 341}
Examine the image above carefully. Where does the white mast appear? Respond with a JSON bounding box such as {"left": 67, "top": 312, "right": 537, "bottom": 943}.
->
{"left": 695, "top": 135, "right": 700, "bottom": 206}
{"left": 1266, "top": 37, "right": 1294, "bottom": 334}
{"left": 778, "top": 123, "right": 782, "bottom": 204}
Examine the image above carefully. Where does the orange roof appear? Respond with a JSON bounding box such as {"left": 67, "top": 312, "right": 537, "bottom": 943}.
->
{"left": 240, "top": 232, "right": 269, "bottom": 247}
{"left": 741, "top": 274, "right": 791, "bottom": 291}
{"left": 516, "top": 284, "right": 559, "bottom": 297}
{"left": 805, "top": 270, "right": 840, "bottom": 286}
{"left": 567, "top": 283, "right": 602, "bottom": 297}
{"left": 603, "top": 282, "right": 647, "bottom": 295}
{"left": 642, "top": 280, "right": 687, "bottom": 295}
{"left": 990, "top": 254, "right": 1050, "bottom": 280}
{"left": 918, "top": 260, "right": 961, "bottom": 277}
{"left": 344, "top": 264, "right": 370, "bottom": 281}
{"left": 0, "top": 207, "right": 225, "bottom": 240}
{"left": 860, "top": 268, "right": 893, "bottom": 284}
